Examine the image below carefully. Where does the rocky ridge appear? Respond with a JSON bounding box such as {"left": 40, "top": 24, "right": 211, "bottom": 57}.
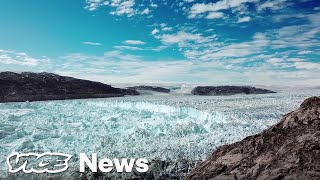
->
{"left": 0, "top": 72, "right": 139, "bottom": 103}
{"left": 191, "top": 86, "right": 276, "bottom": 96}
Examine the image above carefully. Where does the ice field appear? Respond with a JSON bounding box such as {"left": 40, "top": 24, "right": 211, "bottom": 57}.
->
{"left": 0, "top": 85, "right": 320, "bottom": 176}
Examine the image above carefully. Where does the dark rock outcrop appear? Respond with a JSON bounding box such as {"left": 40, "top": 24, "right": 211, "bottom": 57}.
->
{"left": 127, "top": 86, "right": 171, "bottom": 93}
{"left": 191, "top": 86, "right": 276, "bottom": 96}
{"left": 187, "top": 96, "right": 320, "bottom": 180}
{"left": 0, "top": 72, "right": 139, "bottom": 103}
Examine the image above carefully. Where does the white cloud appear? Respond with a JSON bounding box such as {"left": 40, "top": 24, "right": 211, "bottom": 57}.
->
{"left": 141, "top": 8, "right": 150, "bottom": 15}
{"left": 160, "top": 31, "right": 206, "bottom": 44}
{"left": 124, "top": 40, "right": 146, "bottom": 45}
{"left": 265, "top": 57, "right": 319, "bottom": 69}
{"left": 269, "top": 23, "right": 320, "bottom": 49}
{"left": 150, "top": 45, "right": 167, "bottom": 51}
{"left": 240, "top": 13, "right": 320, "bottom": 51}
{"left": 154, "top": 23, "right": 173, "bottom": 31}
{"left": 294, "top": 61, "right": 320, "bottom": 70}
{"left": 288, "top": 58, "right": 303, "bottom": 62}
{"left": 265, "top": 57, "right": 293, "bottom": 68}
{"left": 150, "top": 3, "right": 158, "bottom": 8}
{"left": 206, "top": 12, "right": 224, "bottom": 19}
{"left": 160, "top": 23, "right": 167, "bottom": 28}
{"left": 58, "top": 51, "right": 193, "bottom": 83}
{"left": 237, "top": 16, "right": 251, "bottom": 23}
{"left": 83, "top": 41, "right": 102, "bottom": 46}
{"left": 189, "top": 0, "right": 258, "bottom": 18}
{"left": 151, "top": 28, "right": 160, "bottom": 35}
{"left": 190, "top": 3, "right": 221, "bottom": 14}
{"left": 200, "top": 44, "right": 257, "bottom": 59}
{"left": 267, "top": 58, "right": 284, "bottom": 64}
{"left": 110, "top": 0, "right": 136, "bottom": 17}
{"left": 0, "top": 50, "right": 41, "bottom": 66}
{"left": 297, "top": 50, "right": 313, "bottom": 55}
{"left": 114, "top": 46, "right": 143, "bottom": 50}
{"left": 257, "top": 0, "right": 288, "bottom": 11}
{"left": 85, "top": 0, "right": 104, "bottom": 11}
{"left": 103, "top": 50, "right": 141, "bottom": 61}
{"left": 0, "top": 50, "right": 53, "bottom": 73}
{"left": 185, "top": 32, "right": 269, "bottom": 60}
{"left": 85, "top": 0, "right": 155, "bottom": 17}
{"left": 162, "top": 27, "right": 172, "bottom": 31}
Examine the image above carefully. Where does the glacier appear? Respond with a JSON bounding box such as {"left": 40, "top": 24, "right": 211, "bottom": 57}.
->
{"left": 0, "top": 86, "right": 319, "bottom": 177}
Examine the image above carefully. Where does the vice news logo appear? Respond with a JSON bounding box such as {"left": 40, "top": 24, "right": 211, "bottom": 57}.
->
{"left": 7, "top": 152, "right": 72, "bottom": 173}
{"left": 6, "top": 152, "right": 149, "bottom": 174}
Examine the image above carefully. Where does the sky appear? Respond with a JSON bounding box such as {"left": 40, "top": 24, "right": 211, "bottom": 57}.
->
{"left": 0, "top": 0, "right": 319, "bottom": 85}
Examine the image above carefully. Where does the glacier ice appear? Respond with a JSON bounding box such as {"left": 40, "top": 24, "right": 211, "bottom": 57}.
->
{"left": 0, "top": 86, "right": 319, "bottom": 177}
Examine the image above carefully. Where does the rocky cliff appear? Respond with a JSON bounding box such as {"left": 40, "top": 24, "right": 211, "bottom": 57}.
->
{"left": 0, "top": 72, "right": 139, "bottom": 103}
{"left": 187, "top": 96, "right": 320, "bottom": 180}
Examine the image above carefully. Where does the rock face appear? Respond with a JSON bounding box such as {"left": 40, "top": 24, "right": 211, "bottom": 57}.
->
{"left": 187, "top": 96, "right": 320, "bottom": 180}
{"left": 191, "top": 86, "right": 276, "bottom": 96}
{"left": 0, "top": 72, "right": 139, "bottom": 103}
{"left": 127, "top": 86, "right": 171, "bottom": 93}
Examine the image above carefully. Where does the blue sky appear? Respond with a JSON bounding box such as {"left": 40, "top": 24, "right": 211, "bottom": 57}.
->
{"left": 0, "top": 0, "right": 319, "bottom": 85}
